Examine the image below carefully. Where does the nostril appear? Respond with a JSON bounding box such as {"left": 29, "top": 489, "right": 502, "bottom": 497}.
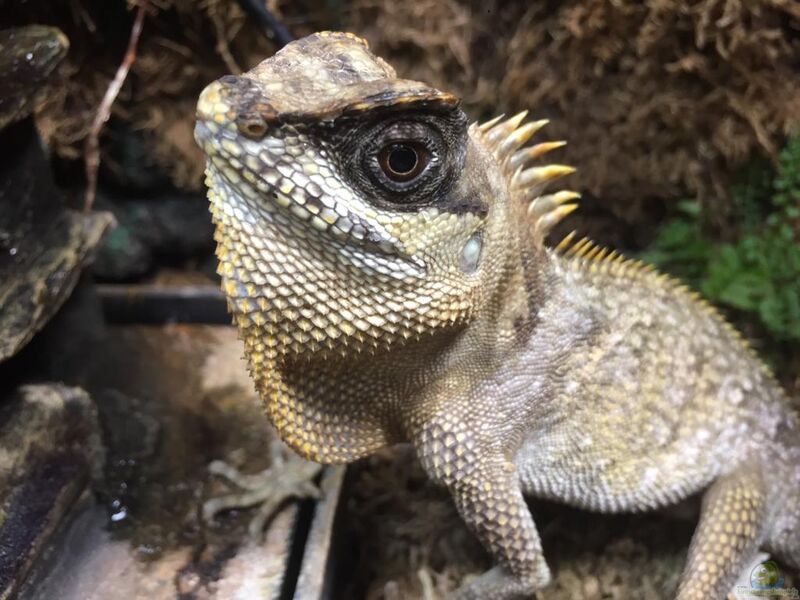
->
{"left": 237, "top": 116, "right": 268, "bottom": 139}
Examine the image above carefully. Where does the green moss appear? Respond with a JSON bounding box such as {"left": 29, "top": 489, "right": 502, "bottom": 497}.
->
{"left": 642, "top": 135, "right": 800, "bottom": 342}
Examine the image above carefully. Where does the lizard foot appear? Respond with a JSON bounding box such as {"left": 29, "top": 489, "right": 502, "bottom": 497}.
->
{"left": 448, "top": 563, "right": 551, "bottom": 600}
{"left": 202, "top": 439, "right": 323, "bottom": 538}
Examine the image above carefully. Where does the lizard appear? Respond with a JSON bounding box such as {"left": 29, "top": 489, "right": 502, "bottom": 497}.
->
{"left": 194, "top": 31, "right": 800, "bottom": 599}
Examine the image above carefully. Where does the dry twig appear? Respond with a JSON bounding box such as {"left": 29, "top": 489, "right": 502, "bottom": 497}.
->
{"left": 83, "top": 1, "right": 147, "bottom": 212}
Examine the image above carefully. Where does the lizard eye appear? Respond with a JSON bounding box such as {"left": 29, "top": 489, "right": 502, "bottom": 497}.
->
{"left": 378, "top": 142, "right": 428, "bottom": 182}
{"left": 362, "top": 121, "right": 441, "bottom": 198}
{"left": 346, "top": 115, "right": 465, "bottom": 207}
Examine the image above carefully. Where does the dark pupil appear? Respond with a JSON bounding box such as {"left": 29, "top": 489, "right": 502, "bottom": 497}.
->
{"left": 388, "top": 145, "right": 418, "bottom": 174}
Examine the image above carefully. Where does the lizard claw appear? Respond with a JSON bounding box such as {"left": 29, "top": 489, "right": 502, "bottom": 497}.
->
{"left": 202, "top": 440, "right": 323, "bottom": 538}
{"left": 447, "top": 564, "right": 550, "bottom": 600}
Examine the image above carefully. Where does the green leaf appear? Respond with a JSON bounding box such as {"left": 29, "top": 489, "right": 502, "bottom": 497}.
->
{"left": 641, "top": 132, "right": 800, "bottom": 342}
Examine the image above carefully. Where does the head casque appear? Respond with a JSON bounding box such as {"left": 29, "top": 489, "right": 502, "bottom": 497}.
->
{"left": 195, "top": 32, "right": 577, "bottom": 460}
{"left": 194, "top": 31, "right": 536, "bottom": 360}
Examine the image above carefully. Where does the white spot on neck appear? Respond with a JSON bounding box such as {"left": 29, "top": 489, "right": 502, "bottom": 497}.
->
{"left": 460, "top": 233, "right": 482, "bottom": 274}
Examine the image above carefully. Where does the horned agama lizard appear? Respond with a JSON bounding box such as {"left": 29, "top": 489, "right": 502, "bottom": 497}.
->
{"left": 194, "top": 32, "right": 800, "bottom": 599}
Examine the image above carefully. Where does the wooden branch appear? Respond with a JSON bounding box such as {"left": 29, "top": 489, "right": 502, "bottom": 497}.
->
{"left": 83, "top": 2, "right": 147, "bottom": 213}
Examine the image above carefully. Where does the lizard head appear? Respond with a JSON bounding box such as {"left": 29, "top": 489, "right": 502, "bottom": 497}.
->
{"left": 195, "top": 31, "right": 576, "bottom": 363}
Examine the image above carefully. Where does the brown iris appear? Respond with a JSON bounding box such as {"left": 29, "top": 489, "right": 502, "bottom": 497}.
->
{"left": 378, "top": 142, "right": 428, "bottom": 182}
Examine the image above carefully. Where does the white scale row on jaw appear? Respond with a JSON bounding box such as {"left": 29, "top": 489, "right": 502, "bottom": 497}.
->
{"left": 209, "top": 161, "right": 426, "bottom": 282}
{"left": 206, "top": 123, "right": 423, "bottom": 252}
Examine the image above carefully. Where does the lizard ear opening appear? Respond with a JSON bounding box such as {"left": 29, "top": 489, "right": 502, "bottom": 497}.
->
{"left": 460, "top": 232, "right": 483, "bottom": 274}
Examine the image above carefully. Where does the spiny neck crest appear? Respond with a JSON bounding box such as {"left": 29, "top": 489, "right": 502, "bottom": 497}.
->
{"left": 471, "top": 111, "right": 579, "bottom": 246}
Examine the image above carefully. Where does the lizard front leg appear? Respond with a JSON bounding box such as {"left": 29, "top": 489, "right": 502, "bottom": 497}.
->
{"left": 676, "top": 462, "right": 770, "bottom": 600}
{"left": 413, "top": 416, "right": 551, "bottom": 599}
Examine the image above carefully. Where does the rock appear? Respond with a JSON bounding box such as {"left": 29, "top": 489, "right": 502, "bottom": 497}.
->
{"left": 0, "top": 384, "right": 102, "bottom": 600}
{"left": 16, "top": 325, "right": 299, "bottom": 599}
{"left": 0, "top": 25, "right": 113, "bottom": 362}
{"left": 91, "top": 194, "right": 214, "bottom": 281}
{"left": 0, "top": 26, "right": 68, "bottom": 130}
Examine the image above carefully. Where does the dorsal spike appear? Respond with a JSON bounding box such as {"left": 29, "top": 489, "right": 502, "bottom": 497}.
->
{"left": 584, "top": 245, "right": 603, "bottom": 261}
{"left": 478, "top": 114, "right": 504, "bottom": 132}
{"left": 567, "top": 237, "right": 592, "bottom": 256}
{"left": 479, "top": 108, "right": 579, "bottom": 249}
{"left": 533, "top": 204, "right": 578, "bottom": 238}
{"left": 527, "top": 191, "right": 581, "bottom": 219}
{"left": 513, "top": 165, "right": 576, "bottom": 190}
{"left": 496, "top": 120, "right": 548, "bottom": 163}
{"left": 508, "top": 140, "right": 566, "bottom": 171}
{"left": 574, "top": 239, "right": 597, "bottom": 258}
{"left": 555, "top": 230, "right": 577, "bottom": 252}
{"left": 485, "top": 111, "right": 528, "bottom": 147}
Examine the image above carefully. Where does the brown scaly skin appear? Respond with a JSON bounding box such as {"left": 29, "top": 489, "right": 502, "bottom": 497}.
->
{"left": 195, "top": 32, "right": 800, "bottom": 599}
